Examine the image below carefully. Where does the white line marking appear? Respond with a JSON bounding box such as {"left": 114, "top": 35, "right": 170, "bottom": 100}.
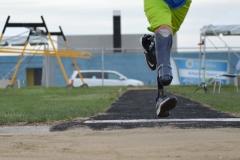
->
{"left": 84, "top": 118, "right": 240, "bottom": 124}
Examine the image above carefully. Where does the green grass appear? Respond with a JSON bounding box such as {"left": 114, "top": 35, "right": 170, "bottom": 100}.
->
{"left": 0, "top": 86, "right": 128, "bottom": 125}
{"left": 0, "top": 84, "right": 239, "bottom": 125}
{"left": 166, "top": 84, "right": 240, "bottom": 115}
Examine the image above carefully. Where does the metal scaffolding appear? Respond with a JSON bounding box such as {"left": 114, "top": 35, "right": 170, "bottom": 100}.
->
{"left": 0, "top": 16, "right": 92, "bottom": 88}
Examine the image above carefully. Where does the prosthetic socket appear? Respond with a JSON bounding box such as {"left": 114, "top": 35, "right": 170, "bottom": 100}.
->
{"left": 155, "top": 30, "right": 173, "bottom": 86}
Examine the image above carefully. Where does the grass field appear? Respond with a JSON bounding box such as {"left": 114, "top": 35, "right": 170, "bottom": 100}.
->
{"left": 0, "top": 86, "right": 128, "bottom": 125}
{"left": 0, "top": 84, "right": 239, "bottom": 125}
{"left": 166, "top": 84, "right": 240, "bottom": 115}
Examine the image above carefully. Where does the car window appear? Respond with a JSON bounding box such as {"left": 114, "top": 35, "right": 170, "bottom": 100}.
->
{"left": 76, "top": 72, "right": 102, "bottom": 79}
{"left": 76, "top": 72, "right": 90, "bottom": 78}
{"left": 92, "top": 72, "right": 102, "bottom": 79}
{"left": 107, "top": 73, "right": 120, "bottom": 80}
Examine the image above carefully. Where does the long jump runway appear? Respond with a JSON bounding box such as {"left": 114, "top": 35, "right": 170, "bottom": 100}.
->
{"left": 51, "top": 90, "right": 240, "bottom": 131}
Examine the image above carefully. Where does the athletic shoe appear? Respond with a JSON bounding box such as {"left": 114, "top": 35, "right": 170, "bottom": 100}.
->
{"left": 156, "top": 95, "right": 177, "bottom": 117}
{"left": 140, "top": 34, "right": 157, "bottom": 70}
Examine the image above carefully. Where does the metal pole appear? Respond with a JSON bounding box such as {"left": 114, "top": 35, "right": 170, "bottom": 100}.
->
{"left": 203, "top": 34, "right": 206, "bottom": 83}
{"left": 43, "top": 43, "right": 49, "bottom": 88}
{"left": 101, "top": 48, "right": 104, "bottom": 86}
{"left": 198, "top": 34, "right": 202, "bottom": 85}
{"left": 46, "top": 44, "right": 49, "bottom": 88}
{"left": 44, "top": 44, "right": 46, "bottom": 87}
{"left": 228, "top": 47, "right": 230, "bottom": 72}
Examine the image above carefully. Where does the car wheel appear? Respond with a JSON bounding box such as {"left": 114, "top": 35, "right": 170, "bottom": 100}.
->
{"left": 81, "top": 83, "right": 89, "bottom": 88}
{"left": 66, "top": 84, "right": 74, "bottom": 89}
{"left": 6, "top": 85, "right": 13, "bottom": 88}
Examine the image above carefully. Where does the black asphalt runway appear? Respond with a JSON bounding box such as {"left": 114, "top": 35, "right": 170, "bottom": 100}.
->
{"left": 50, "top": 89, "right": 240, "bottom": 131}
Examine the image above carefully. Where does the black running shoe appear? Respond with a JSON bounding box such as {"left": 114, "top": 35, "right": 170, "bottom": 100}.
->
{"left": 156, "top": 95, "right": 177, "bottom": 117}
{"left": 140, "top": 34, "right": 157, "bottom": 70}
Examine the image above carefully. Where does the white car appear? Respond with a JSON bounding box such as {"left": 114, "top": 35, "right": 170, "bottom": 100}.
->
{"left": 69, "top": 70, "right": 144, "bottom": 87}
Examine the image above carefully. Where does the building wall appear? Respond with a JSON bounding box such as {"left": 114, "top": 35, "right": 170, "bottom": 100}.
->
{"left": 0, "top": 51, "right": 239, "bottom": 87}
{"left": 57, "top": 34, "right": 177, "bottom": 53}
{"left": 0, "top": 56, "right": 43, "bottom": 87}
{"left": 58, "top": 35, "right": 113, "bottom": 50}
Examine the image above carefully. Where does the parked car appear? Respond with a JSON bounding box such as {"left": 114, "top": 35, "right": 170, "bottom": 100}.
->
{"left": 69, "top": 70, "right": 144, "bottom": 87}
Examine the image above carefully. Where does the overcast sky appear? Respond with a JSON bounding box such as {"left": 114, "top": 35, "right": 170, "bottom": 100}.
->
{"left": 1, "top": 0, "right": 240, "bottom": 49}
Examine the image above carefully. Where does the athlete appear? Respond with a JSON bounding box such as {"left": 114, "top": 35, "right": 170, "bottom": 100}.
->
{"left": 140, "top": 0, "right": 192, "bottom": 117}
